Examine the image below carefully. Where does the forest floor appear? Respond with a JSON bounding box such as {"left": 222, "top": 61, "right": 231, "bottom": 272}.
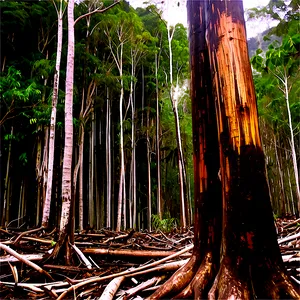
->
{"left": 0, "top": 216, "right": 299, "bottom": 299}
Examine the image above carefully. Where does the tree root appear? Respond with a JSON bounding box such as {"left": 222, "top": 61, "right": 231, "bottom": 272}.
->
{"left": 207, "top": 258, "right": 251, "bottom": 300}
{"left": 173, "top": 251, "right": 214, "bottom": 299}
{"left": 206, "top": 257, "right": 300, "bottom": 300}
{"left": 252, "top": 264, "right": 300, "bottom": 299}
{"left": 146, "top": 254, "right": 201, "bottom": 299}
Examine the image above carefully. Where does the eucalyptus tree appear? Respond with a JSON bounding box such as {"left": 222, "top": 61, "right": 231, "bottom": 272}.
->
{"left": 149, "top": 0, "right": 299, "bottom": 298}
{"left": 146, "top": 0, "right": 191, "bottom": 227}
{"left": 42, "top": 0, "right": 67, "bottom": 229}
{"left": 0, "top": 0, "right": 64, "bottom": 228}
{"left": 137, "top": 4, "right": 165, "bottom": 221}
{"left": 0, "top": 67, "right": 41, "bottom": 226}
{"left": 50, "top": 0, "right": 75, "bottom": 260}
{"left": 49, "top": 0, "right": 120, "bottom": 259}
{"left": 251, "top": 36, "right": 300, "bottom": 214}
{"left": 127, "top": 30, "right": 153, "bottom": 229}
{"left": 101, "top": 8, "right": 142, "bottom": 231}
{"left": 247, "top": 0, "right": 300, "bottom": 216}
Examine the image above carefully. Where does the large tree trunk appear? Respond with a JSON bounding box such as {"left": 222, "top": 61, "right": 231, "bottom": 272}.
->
{"left": 204, "top": 1, "right": 296, "bottom": 297}
{"left": 148, "top": 1, "right": 299, "bottom": 299}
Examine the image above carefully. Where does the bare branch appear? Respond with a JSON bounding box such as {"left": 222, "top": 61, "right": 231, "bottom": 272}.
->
{"left": 74, "top": 1, "right": 120, "bottom": 26}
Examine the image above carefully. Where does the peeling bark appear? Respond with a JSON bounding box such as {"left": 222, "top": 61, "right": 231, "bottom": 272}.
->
{"left": 148, "top": 1, "right": 300, "bottom": 299}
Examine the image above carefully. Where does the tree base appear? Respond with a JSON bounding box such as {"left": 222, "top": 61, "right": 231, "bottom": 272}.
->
{"left": 147, "top": 254, "right": 300, "bottom": 299}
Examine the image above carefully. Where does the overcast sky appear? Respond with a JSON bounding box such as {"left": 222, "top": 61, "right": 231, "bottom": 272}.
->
{"left": 128, "top": 0, "right": 271, "bottom": 38}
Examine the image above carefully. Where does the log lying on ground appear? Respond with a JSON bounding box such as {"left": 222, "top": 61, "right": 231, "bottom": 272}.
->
{"left": 117, "top": 276, "right": 164, "bottom": 300}
{"left": 82, "top": 248, "right": 191, "bottom": 258}
{"left": 70, "top": 243, "right": 92, "bottom": 269}
{"left": 0, "top": 253, "right": 44, "bottom": 263}
{"left": 278, "top": 232, "right": 300, "bottom": 245}
{"left": 99, "top": 275, "right": 126, "bottom": 300}
{"left": 56, "top": 244, "right": 193, "bottom": 300}
{"left": 0, "top": 242, "right": 53, "bottom": 281}
{"left": 0, "top": 259, "right": 188, "bottom": 298}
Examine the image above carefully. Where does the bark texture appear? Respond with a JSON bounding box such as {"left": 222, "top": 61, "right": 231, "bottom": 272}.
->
{"left": 50, "top": 0, "right": 74, "bottom": 261}
{"left": 42, "top": 7, "right": 63, "bottom": 228}
{"left": 148, "top": 1, "right": 300, "bottom": 299}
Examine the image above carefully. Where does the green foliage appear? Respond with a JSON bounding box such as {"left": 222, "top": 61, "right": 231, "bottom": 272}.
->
{"left": 151, "top": 214, "right": 177, "bottom": 232}
{"left": 19, "top": 152, "right": 28, "bottom": 166}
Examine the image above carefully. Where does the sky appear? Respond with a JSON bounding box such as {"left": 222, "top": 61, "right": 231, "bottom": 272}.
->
{"left": 129, "top": 0, "right": 272, "bottom": 38}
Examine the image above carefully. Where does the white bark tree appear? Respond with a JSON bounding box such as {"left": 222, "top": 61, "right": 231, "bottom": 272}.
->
{"left": 42, "top": 0, "right": 66, "bottom": 229}
{"left": 51, "top": 0, "right": 74, "bottom": 260}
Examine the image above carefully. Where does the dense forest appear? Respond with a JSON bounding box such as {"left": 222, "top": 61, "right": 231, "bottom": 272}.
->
{"left": 0, "top": 0, "right": 299, "bottom": 298}
{"left": 1, "top": 0, "right": 193, "bottom": 231}
{"left": 1, "top": 0, "right": 299, "bottom": 231}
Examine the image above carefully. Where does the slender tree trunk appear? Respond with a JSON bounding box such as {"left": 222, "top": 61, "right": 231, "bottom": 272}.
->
{"left": 166, "top": 20, "right": 187, "bottom": 228}
{"left": 274, "top": 134, "right": 286, "bottom": 215}
{"left": 35, "top": 126, "right": 42, "bottom": 225}
{"left": 155, "top": 53, "right": 162, "bottom": 220}
{"left": 106, "top": 88, "right": 112, "bottom": 228}
{"left": 42, "top": 128, "right": 49, "bottom": 217}
{"left": 286, "top": 149, "right": 296, "bottom": 215}
{"left": 42, "top": 8, "right": 63, "bottom": 228}
{"left": 52, "top": 0, "right": 74, "bottom": 261}
{"left": 116, "top": 44, "right": 125, "bottom": 232}
{"left": 130, "top": 110, "right": 136, "bottom": 229}
{"left": 89, "top": 108, "right": 95, "bottom": 227}
{"left": 2, "top": 126, "right": 13, "bottom": 227}
{"left": 173, "top": 100, "right": 187, "bottom": 228}
{"left": 284, "top": 74, "right": 300, "bottom": 213}
{"left": 73, "top": 122, "right": 84, "bottom": 231}
{"left": 147, "top": 107, "right": 152, "bottom": 231}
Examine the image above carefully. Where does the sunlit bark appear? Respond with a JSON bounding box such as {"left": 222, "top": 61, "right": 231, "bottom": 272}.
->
{"left": 149, "top": 1, "right": 299, "bottom": 298}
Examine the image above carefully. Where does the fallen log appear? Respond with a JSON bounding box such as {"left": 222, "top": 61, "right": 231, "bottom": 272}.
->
{"left": 70, "top": 243, "right": 92, "bottom": 269}
{"left": 278, "top": 232, "right": 300, "bottom": 244}
{"left": 99, "top": 273, "right": 128, "bottom": 300}
{"left": 57, "top": 244, "right": 193, "bottom": 300}
{"left": 0, "top": 253, "right": 44, "bottom": 263}
{"left": 82, "top": 248, "right": 191, "bottom": 258}
{"left": 43, "top": 264, "right": 94, "bottom": 272}
{"left": 118, "top": 276, "right": 164, "bottom": 300}
{"left": 0, "top": 243, "right": 53, "bottom": 281}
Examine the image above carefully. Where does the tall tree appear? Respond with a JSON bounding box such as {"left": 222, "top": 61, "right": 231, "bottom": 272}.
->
{"left": 42, "top": 0, "right": 66, "bottom": 229}
{"left": 51, "top": 0, "right": 75, "bottom": 261}
{"left": 49, "top": 0, "right": 120, "bottom": 259}
{"left": 252, "top": 35, "right": 300, "bottom": 214}
{"left": 148, "top": 0, "right": 300, "bottom": 298}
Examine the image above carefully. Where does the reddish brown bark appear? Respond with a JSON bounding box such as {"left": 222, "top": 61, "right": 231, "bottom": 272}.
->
{"left": 148, "top": 1, "right": 300, "bottom": 299}
{"left": 205, "top": 1, "right": 298, "bottom": 298}
{"left": 147, "top": 0, "right": 221, "bottom": 298}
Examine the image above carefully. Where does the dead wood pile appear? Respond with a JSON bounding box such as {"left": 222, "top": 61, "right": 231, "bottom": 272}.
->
{"left": 0, "top": 217, "right": 299, "bottom": 299}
